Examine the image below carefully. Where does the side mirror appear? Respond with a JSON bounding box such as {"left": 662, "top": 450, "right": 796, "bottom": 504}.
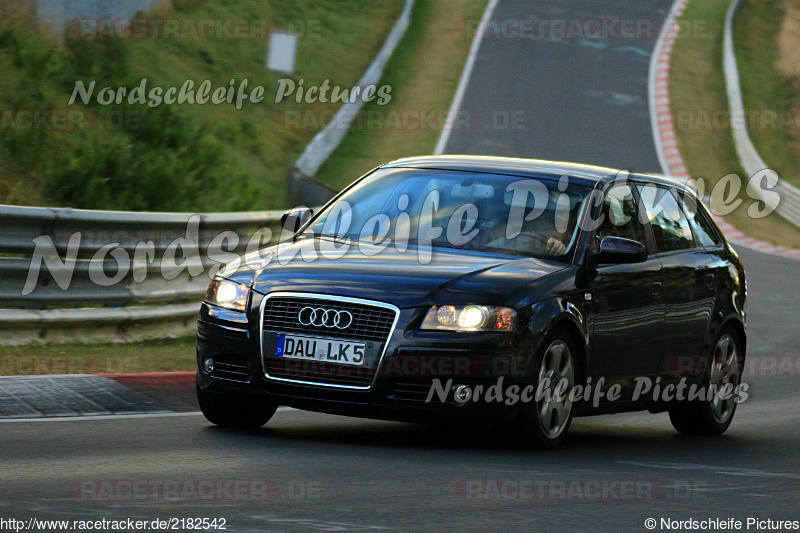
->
{"left": 595, "top": 236, "right": 647, "bottom": 264}
{"left": 280, "top": 207, "right": 313, "bottom": 235}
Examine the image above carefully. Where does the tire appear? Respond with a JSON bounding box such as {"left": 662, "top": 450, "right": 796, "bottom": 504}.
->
{"left": 668, "top": 328, "right": 742, "bottom": 435}
{"left": 514, "top": 329, "right": 577, "bottom": 449}
{"left": 197, "top": 386, "right": 278, "bottom": 429}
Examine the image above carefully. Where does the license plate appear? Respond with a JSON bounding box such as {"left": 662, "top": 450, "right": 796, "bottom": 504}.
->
{"left": 275, "top": 334, "right": 366, "bottom": 366}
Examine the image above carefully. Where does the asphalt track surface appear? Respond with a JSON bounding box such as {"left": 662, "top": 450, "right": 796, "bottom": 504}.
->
{"left": 2, "top": 0, "right": 800, "bottom": 531}
{"left": 444, "top": 0, "right": 666, "bottom": 172}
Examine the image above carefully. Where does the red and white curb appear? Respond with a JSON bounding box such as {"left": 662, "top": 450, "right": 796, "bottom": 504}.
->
{"left": 649, "top": 0, "right": 800, "bottom": 260}
{"left": 713, "top": 218, "right": 800, "bottom": 258}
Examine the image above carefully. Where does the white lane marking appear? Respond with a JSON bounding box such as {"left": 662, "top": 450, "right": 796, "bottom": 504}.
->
{"left": 617, "top": 461, "right": 800, "bottom": 479}
{"left": 252, "top": 515, "right": 390, "bottom": 531}
{"left": 0, "top": 411, "right": 200, "bottom": 423}
{"left": 615, "top": 45, "right": 651, "bottom": 57}
{"left": 433, "top": 0, "right": 500, "bottom": 155}
{"left": 0, "top": 406, "right": 296, "bottom": 423}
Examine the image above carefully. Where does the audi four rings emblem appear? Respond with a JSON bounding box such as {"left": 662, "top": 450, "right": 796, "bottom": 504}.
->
{"left": 298, "top": 307, "right": 354, "bottom": 329}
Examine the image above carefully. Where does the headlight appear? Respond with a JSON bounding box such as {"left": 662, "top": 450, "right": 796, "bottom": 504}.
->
{"left": 421, "top": 305, "right": 516, "bottom": 332}
{"left": 204, "top": 278, "right": 250, "bottom": 312}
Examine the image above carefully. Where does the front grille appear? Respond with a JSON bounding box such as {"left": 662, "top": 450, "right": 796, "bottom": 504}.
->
{"left": 260, "top": 293, "right": 399, "bottom": 389}
{"left": 262, "top": 296, "right": 395, "bottom": 342}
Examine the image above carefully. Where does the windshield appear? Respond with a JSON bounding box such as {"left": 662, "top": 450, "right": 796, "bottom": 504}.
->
{"left": 304, "top": 168, "right": 594, "bottom": 260}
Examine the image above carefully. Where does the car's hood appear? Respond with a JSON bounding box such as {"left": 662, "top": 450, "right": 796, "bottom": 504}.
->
{"left": 220, "top": 238, "right": 566, "bottom": 308}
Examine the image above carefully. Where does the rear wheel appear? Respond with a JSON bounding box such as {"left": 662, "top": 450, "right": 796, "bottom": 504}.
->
{"left": 197, "top": 386, "right": 278, "bottom": 429}
{"left": 515, "top": 330, "right": 577, "bottom": 449}
{"left": 668, "top": 328, "right": 742, "bottom": 435}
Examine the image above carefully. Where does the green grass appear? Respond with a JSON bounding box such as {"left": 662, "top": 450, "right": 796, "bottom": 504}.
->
{"left": 669, "top": 0, "right": 800, "bottom": 247}
{"left": 0, "top": 0, "right": 403, "bottom": 210}
{"left": 0, "top": 336, "right": 196, "bottom": 375}
{"left": 735, "top": 0, "right": 800, "bottom": 189}
{"left": 314, "top": 0, "right": 489, "bottom": 190}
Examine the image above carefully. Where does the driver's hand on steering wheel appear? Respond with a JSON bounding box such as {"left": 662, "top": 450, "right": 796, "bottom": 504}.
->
{"left": 546, "top": 237, "right": 566, "bottom": 255}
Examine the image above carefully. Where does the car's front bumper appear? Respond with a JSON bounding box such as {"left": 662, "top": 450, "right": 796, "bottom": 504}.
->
{"left": 196, "top": 301, "right": 529, "bottom": 424}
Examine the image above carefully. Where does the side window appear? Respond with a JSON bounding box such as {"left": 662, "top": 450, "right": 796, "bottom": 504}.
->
{"left": 593, "top": 184, "right": 650, "bottom": 251}
{"left": 677, "top": 194, "right": 722, "bottom": 247}
{"left": 636, "top": 184, "right": 696, "bottom": 253}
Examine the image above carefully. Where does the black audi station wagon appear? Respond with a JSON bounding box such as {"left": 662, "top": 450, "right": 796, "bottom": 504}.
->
{"left": 197, "top": 156, "right": 746, "bottom": 448}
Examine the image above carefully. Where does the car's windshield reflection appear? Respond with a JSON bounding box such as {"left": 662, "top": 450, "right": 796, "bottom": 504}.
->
{"left": 303, "top": 168, "right": 594, "bottom": 260}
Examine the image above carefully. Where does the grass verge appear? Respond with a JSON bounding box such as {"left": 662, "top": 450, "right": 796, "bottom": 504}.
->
{"left": 0, "top": 336, "right": 196, "bottom": 375}
{"left": 0, "top": 0, "right": 402, "bottom": 210}
{"left": 669, "top": 0, "right": 800, "bottom": 247}
{"left": 314, "top": 0, "right": 489, "bottom": 191}
{"left": 735, "top": 0, "right": 800, "bottom": 189}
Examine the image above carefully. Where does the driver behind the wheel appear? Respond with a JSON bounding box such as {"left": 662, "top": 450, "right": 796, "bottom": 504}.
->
{"left": 477, "top": 191, "right": 579, "bottom": 256}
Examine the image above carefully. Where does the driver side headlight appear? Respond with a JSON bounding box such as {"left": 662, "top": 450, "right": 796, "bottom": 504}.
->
{"left": 204, "top": 278, "right": 250, "bottom": 312}
{"left": 421, "top": 305, "right": 516, "bottom": 332}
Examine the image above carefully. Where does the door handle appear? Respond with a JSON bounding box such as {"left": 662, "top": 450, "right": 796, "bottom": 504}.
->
{"left": 652, "top": 281, "right": 663, "bottom": 299}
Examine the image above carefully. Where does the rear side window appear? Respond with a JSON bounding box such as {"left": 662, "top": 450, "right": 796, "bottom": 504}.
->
{"left": 636, "top": 184, "right": 696, "bottom": 253}
{"left": 678, "top": 194, "right": 722, "bottom": 247}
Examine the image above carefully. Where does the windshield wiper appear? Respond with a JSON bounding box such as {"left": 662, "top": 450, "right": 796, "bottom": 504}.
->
{"left": 296, "top": 232, "right": 353, "bottom": 243}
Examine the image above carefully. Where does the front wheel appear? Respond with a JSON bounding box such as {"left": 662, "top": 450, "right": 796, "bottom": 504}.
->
{"left": 668, "top": 328, "right": 743, "bottom": 435}
{"left": 514, "top": 330, "right": 577, "bottom": 449}
{"left": 197, "top": 386, "right": 278, "bottom": 429}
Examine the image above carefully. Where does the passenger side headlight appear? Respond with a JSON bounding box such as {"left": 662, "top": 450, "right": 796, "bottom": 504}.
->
{"left": 421, "top": 305, "right": 516, "bottom": 332}
{"left": 204, "top": 278, "right": 250, "bottom": 312}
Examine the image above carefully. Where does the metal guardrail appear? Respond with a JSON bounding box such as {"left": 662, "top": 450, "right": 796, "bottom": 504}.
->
{"left": 724, "top": 0, "right": 800, "bottom": 228}
{"left": 0, "top": 205, "right": 284, "bottom": 346}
